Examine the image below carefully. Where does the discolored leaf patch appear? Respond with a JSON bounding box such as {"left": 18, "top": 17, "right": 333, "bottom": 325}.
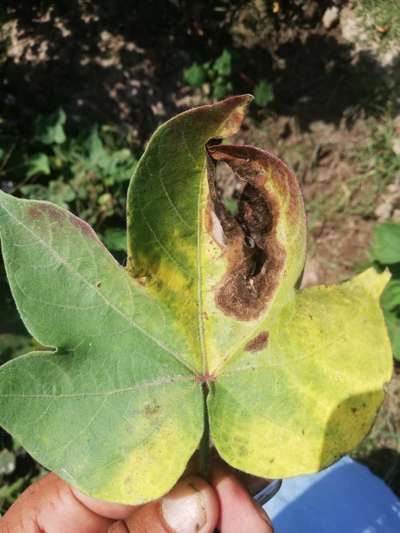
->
{"left": 29, "top": 203, "right": 64, "bottom": 222}
{"left": 245, "top": 331, "right": 269, "bottom": 352}
{"left": 207, "top": 145, "right": 291, "bottom": 321}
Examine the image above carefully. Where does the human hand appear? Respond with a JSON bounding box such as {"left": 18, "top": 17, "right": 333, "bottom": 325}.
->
{"left": 0, "top": 468, "right": 273, "bottom": 532}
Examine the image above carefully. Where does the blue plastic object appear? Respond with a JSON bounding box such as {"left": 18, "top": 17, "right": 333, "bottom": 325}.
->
{"left": 265, "top": 456, "right": 400, "bottom": 532}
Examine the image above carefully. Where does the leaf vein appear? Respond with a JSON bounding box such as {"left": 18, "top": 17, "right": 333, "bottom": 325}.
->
{"left": 0, "top": 200, "right": 195, "bottom": 373}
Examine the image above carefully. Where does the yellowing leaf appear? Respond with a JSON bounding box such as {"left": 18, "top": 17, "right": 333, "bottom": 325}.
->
{"left": 127, "top": 96, "right": 306, "bottom": 374}
{"left": 127, "top": 96, "right": 253, "bottom": 371}
{"left": 0, "top": 96, "right": 393, "bottom": 504}
{"left": 208, "top": 268, "right": 392, "bottom": 478}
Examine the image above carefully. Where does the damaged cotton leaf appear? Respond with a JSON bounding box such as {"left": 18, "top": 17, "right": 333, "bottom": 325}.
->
{"left": 0, "top": 96, "right": 393, "bottom": 505}
{"left": 206, "top": 144, "right": 305, "bottom": 321}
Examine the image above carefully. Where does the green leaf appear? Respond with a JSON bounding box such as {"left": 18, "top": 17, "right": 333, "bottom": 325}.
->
{"left": 20, "top": 184, "right": 49, "bottom": 200}
{"left": 212, "top": 78, "right": 232, "bottom": 100}
{"left": 84, "top": 126, "right": 110, "bottom": 170}
{"left": 381, "top": 279, "right": 400, "bottom": 310}
{"left": 106, "top": 149, "right": 137, "bottom": 183}
{"left": 383, "top": 307, "right": 400, "bottom": 361}
{"left": 35, "top": 109, "right": 67, "bottom": 145}
{"left": 0, "top": 96, "right": 393, "bottom": 505}
{"left": 213, "top": 49, "right": 232, "bottom": 77}
{"left": 370, "top": 222, "right": 400, "bottom": 264}
{"left": 254, "top": 80, "right": 274, "bottom": 107}
{"left": 183, "top": 63, "right": 207, "bottom": 87}
{"left": 26, "top": 153, "right": 51, "bottom": 178}
{"left": 0, "top": 192, "right": 202, "bottom": 503}
{"left": 47, "top": 180, "right": 76, "bottom": 208}
{"left": 102, "top": 227, "right": 127, "bottom": 252}
{"left": 380, "top": 278, "right": 400, "bottom": 360}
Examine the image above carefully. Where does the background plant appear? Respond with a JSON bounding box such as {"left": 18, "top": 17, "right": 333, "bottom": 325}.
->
{"left": 357, "top": 0, "right": 400, "bottom": 47}
{"left": 183, "top": 49, "right": 274, "bottom": 106}
{"left": 1, "top": 109, "right": 140, "bottom": 253}
{"left": 365, "top": 222, "right": 400, "bottom": 360}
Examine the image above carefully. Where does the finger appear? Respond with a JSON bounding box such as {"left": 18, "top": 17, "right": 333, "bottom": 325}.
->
{"left": 72, "top": 487, "right": 139, "bottom": 521}
{"left": 211, "top": 468, "right": 274, "bottom": 533}
{"left": 1, "top": 473, "right": 136, "bottom": 533}
{"left": 109, "top": 476, "right": 219, "bottom": 533}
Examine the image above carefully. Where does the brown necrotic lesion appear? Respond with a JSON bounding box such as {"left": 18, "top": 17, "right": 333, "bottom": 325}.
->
{"left": 206, "top": 143, "right": 285, "bottom": 321}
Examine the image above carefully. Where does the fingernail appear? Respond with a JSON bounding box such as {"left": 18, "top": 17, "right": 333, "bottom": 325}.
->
{"left": 161, "top": 478, "right": 207, "bottom": 533}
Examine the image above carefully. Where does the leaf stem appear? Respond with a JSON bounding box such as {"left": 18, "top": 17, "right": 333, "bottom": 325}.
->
{"left": 199, "top": 382, "right": 210, "bottom": 480}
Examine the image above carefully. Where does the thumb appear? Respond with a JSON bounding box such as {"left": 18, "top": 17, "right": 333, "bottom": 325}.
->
{"left": 108, "top": 476, "right": 219, "bottom": 533}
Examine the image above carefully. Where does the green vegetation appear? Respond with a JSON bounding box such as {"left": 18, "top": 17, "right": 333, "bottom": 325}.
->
{"left": 351, "top": 221, "right": 400, "bottom": 496}
{"left": 183, "top": 49, "right": 273, "bottom": 105}
{"left": 1, "top": 110, "right": 139, "bottom": 251}
{"left": 0, "top": 335, "right": 43, "bottom": 512}
{"left": 0, "top": 435, "right": 42, "bottom": 513}
{"left": 183, "top": 49, "right": 234, "bottom": 99}
{"left": 254, "top": 80, "right": 274, "bottom": 107}
{"left": 369, "top": 222, "right": 400, "bottom": 360}
{"left": 357, "top": 0, "right": 400, "bottom": 45}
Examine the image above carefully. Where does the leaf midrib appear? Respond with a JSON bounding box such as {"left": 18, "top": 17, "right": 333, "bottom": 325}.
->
{"left": 0, "top": 373, "right": 195, "bottom": 399}
{"left": 196, "top": 156, "right": 208, "bottom": 375}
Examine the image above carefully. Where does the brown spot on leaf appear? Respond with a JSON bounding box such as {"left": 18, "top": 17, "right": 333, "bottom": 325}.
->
{"left": 210, "top": 144, "right": 303, "bottom": 225}
{"left": 206, "top": 144, "right": 293, "bottom": 321}
{"left": 245, "top": 331, "right": 269, "bottom": 352}
{"left": 29, "top": 203, "right": 65, "bottom": 222}
{"left": 28, "top": 206, "right": 42, "bottom": 219}
{"left": 143, "top": 400, "right": 161, "bottom": 417}
{"left": 69, "top": 214, "right": 96, "bottom": 237}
